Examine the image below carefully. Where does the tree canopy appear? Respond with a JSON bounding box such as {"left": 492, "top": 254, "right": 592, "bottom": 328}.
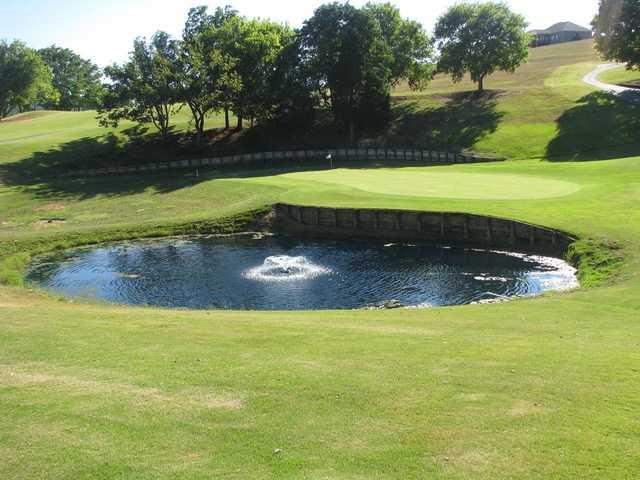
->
{"left": 215, "top": 15, "right": 294, "bottom": 129}
{"left": 593, "top": 0, "right": 640, "bottom": 70}
{"left": 0, "top": 40, "right": 57, "bottom": 119}
{"left": 100, "top": 32, "right": 181, "bottom": 141}
{"left": 38, "top": 46, "right": 104, "bottom": 111}
{"left": 178, "top": 7, "right": 241, "bottom": 145}
{"left": 434, "top": 2, "right": 529, "bottom": 91}
{"left": 363, "top": 3, "right": 435, "bottom": 90}
{"left": 299, "top": 2, "right": 434, "bottom": 140}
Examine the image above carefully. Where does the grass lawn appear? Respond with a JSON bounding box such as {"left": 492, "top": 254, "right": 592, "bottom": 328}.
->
{"left": 390, "top": 40, "right": 606, "bottom": 159}
{"left": 1, "top": 40, "right": 640, "bottom": 479}
{"left": 266, "top": 168, "right": 582, "bottom": 200}
{"left": 598, "top": 65, "right": 640, "bottom": 86}
{"left": 0, "top": 109, "right": 228, "bottom": 167}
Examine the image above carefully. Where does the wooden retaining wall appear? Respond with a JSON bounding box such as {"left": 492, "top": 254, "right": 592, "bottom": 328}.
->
{"left": 273, "top": 204, "right": 575, "bottom": 256}
{"left": 63, "top": 148, "right": 501, "bottom": 178}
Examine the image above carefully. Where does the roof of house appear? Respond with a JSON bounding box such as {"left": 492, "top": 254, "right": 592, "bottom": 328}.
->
{"left": 546, "top": 22, "right": 591, "bottom": 33}
{"left": 529, "top": 21, "right": 592, "bottom": 35}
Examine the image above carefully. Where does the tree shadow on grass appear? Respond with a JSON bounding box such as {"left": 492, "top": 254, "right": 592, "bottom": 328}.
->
{"left": 0, "top": 92, "right": 505, "bottom": 200}
{"left": 0, "top": 125, "right": 180, "bottom": 179}
{"left": 0, "top": 125, "right": 222, "bottom": 199}
{"left": 546, "top": 91, "right": 640, "bottom": 161}
{"left": 387, "top": 91, "right": 505, "bottom": 152}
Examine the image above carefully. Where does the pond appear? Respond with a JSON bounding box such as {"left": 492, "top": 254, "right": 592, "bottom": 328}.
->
{"left": 26, "top": 234, "right": 578, "bottom": 311}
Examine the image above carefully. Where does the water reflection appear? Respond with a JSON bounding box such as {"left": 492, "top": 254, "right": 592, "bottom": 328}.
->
{"left": 26, "top": 235, "right": 578, "bottom": 310}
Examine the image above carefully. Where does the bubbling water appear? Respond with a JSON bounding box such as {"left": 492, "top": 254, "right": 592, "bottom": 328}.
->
{"left": 244, "top": 255, "right": 332, "bottom": 282}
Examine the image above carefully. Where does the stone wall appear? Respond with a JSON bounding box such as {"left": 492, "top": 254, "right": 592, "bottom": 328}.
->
{"left": 273, "top": 204, "right": 575, "bottom": 256}
{"left": 64, "top": 148, "right": 502, "bottom": 178}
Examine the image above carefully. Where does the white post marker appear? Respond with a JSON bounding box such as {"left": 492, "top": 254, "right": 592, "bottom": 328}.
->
{"left": 326, "top": 153, "right": 333, "bottom": 169}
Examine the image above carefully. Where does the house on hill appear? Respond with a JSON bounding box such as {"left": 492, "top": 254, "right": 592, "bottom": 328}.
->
{"left": 529, "top": 22, "right": 592, "bottom": 47}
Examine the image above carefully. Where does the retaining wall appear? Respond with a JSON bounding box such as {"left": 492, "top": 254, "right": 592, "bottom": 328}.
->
{"left": 63, "top": 148, "right": 501, "bottom": 178}
{"left": 273, "top": 204, "right": 575, "bottom": 256}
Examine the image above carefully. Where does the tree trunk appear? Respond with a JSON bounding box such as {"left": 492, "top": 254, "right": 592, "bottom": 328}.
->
{"left": 478, "top": 75, "right": 485, "bottom": 92}
{"left": 349, "top": 121, "right": 355, "bottom": 144}
{"left": 195, "top": 120, "right": 203, "bottom": 147}
{"left": 237, "top": 115, "right": 243, "bottom": 131}
{"left": 224, "top": 108, "right": 230, "bottom": 130}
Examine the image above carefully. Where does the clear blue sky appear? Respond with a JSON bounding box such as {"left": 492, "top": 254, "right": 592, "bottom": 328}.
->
{"left": 1, "top": 0, "right": 599, "bottom": 67}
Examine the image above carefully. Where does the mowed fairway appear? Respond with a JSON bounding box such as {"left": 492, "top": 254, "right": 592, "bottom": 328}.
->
{"left": 268, "top": 168, "right": 581, "bottom": 199}
{"left": 1, "top": 40, "right": 640, "bottom": 479}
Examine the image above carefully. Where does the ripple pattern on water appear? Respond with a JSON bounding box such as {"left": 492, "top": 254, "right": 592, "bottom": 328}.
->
{"left": 26, "top": 235, "right": 578, "bottom": 311}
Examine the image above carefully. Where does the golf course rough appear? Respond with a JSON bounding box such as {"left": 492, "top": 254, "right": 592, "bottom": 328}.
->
{"left": 0, "top": 39, "right": 639, "bottom": 479}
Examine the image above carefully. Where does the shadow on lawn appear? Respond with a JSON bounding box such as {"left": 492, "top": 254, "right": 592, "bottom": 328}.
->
{"left": 1, "top": 125, "right": 183, "bottom": 179}
{"left": 0, "top": 91, "right": 505, "bottom": 199}
{"left": 0, "top": 125, "right": 249, "bottom": 199}
{"left": 547, "top": 91, "right": 640, "bottom": 161}
{"left": 388, "top": 91, "right": 505, "bottom": 151}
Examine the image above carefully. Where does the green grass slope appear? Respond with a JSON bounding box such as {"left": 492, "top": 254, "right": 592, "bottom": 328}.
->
{"left": 0, "top": 109, "right": 228, "bottom": 179}
{"left": 390, "top": 40, "right": 640, "bottom": 160}
{"left": 598, "top": 65, "right": 640, "bottom": 86}
{"left": 0, "top": 41, "right": 639, "bottom": 479}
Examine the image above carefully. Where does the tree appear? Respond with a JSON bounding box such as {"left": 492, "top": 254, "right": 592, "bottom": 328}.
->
{"left": 434, "top": 2, "right": 529, "bottom": 92}
{"left": 38, "top": 46, "right": 104, "bottom": 111}
{"left": 299, "top": 2, "right": 434, "bottom": 140}
{"left": 177, "top": 7, "right": 241, "bottom": 145}
{"left": 363, "top": 3, "right": 435, "bottom": 90}
{"left": 299, "top": 3, "right": 391, "bottom": 141}
{"left": 593, "top": 0, "right": 640, "bottom": 70}
{"left": 215, "top": 16, "right": 293, "bottom": 130}
{"left": 99, "top": 32, "right": 180, "bottom": 141}
{"left": 260, "top": 35, "right": 317, "bottom": 131}
{"left": 183, "top": 5, "right": 239, "bottom": 129}
{"left": 0, "top": 40, "right": 57, "bottom": 119}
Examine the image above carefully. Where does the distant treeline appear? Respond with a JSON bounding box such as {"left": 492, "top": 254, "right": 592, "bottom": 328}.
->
{"left": 0, "top": 42, "right": 103, "bottom": 117}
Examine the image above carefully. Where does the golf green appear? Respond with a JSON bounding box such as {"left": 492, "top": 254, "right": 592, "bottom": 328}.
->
{"left": 270, "top": 168, "right": 581, "bottom": 200}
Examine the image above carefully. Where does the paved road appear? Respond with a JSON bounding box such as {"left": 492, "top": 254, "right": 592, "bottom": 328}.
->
{"left": 583, "top": 64, "right": 640, "bottom": 98}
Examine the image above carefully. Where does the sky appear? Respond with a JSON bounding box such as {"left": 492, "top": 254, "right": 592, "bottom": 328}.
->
{"left": 1, "top": 0, "right": 599, "bottom": 67}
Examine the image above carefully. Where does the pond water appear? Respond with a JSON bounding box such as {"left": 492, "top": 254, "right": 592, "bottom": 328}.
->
{"left": 26, "top": 235, "right": 578, "bottom": 311}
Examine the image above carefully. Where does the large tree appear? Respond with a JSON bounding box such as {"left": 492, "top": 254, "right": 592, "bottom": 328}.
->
{"left": 262, "top": 35, "right": 317, "bottom": 131}
{"left": 434, "top": 2, "right": 529, "bottom": 92}
{"left": 299, "top": 2, "right": 434, "bottom": 140}
{"left": 38, "top": 46, "right": 104, "bottom": 111}
{"left": 363, "top": 3, "right": 435, "bottom": 90}
{"left": 593, "top": 0, "right": 640, "bottom": 70}
{"left": 183, "top": 5, "right": 239, "bottom": 129}
{"left": 0, "top": 40, "right": 57, "bottom": 119}
{"left": 216, "top": 16, "right": 293, "bottom": 130}
{"left": 99, "top": 32, "right": 180, "bottom": 141}
{"left": 178, "top": 7, "right": 241, "bottom": 145}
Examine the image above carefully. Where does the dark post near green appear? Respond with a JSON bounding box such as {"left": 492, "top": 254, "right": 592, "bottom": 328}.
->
{"left": 434, "top": 2, "right": 529, "bottom": 92}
